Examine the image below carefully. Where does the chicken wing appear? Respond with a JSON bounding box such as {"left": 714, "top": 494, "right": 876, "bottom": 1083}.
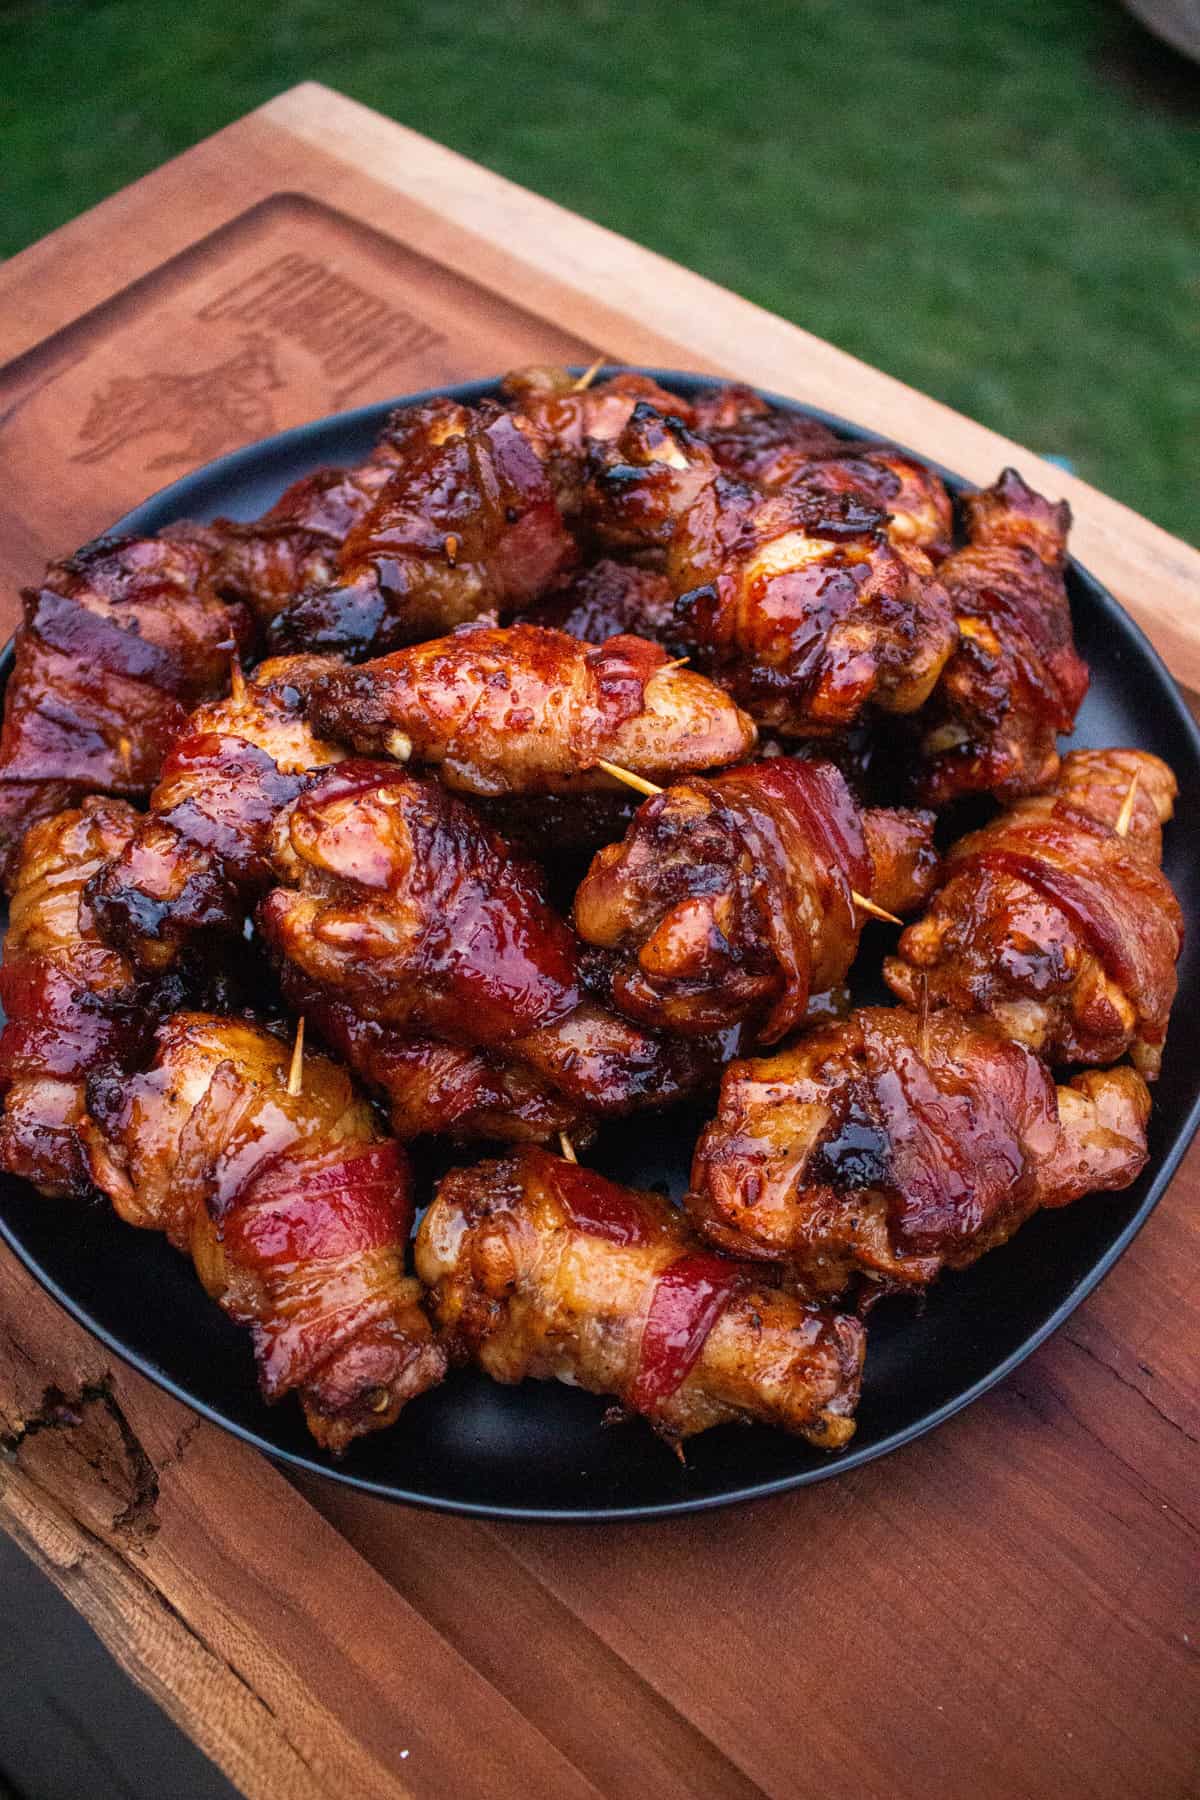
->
{"left": 0, "top": 799, "right": 189, "bottom": 1197}
{"left": 279, "top": 967, "right": 590, "bottom": 1145}
{"left": 306, "top": 619, "right": 757, "bottom": 795}
{"left": 501, "top": 365, "right": 695, "bottom": 515}
{"left": 82, "top": 1013, "right": 446, "bottom": 1452}
{"left": 764, "top": 447, "right": 954, "bottom": 560}
{"left": 265, "top": 400, "right": 576, "bottom": 660}
{"left": 913, "top": 469, "right": 1089, "bottom": 804}
{"left": 181, "top": 404, "right": 437, "bottom": 623}
{"left": 580, "top": 404, "right": 721, "bottom": 552}
{"left": 688, "top": 1007, "right": 1150, "bottom": 1295}
{"left": 0, "top": 536, "right": 252, "bottom": 886}
{"left": 260, "top": 761, "right": 725, "bottom": 1119}
{"left": 417, "top": 1146, "right": 864, "bottom": 1448}
{"left": 669, "top": 474, "right": 958, "bottom": 735}
{"left": 86, "top": 655, "right": 343, "bottom": 971}
{"left": 884, "top": 747, "right": 1181, "bottom": 1078}
{"left": 574, "top": 759, "right": 937, "bottom": 1041}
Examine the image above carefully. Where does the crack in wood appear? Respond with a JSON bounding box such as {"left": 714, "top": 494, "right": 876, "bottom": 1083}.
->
{"left": 0, "top": 1374, "right": 161, "bottom": 1541}
{"left": 1063, "top": 1326, "right": 1200, "bottom": 1449}
{"left": 0, "top": 1471, "right": 330, "bottom": 1797}
{"left": 1009, "top": 1371, "right": 1200, "bottom": 1536}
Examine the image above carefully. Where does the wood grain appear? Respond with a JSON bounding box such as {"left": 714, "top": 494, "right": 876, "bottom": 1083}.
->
{"left": 0, "top": 1253, "right": 602, "bottom": 1800}
{"left": 0, "top": 83, "right": 1197, "bottom": 1800}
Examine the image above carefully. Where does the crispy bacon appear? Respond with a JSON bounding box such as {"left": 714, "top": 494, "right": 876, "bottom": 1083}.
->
{"left": 688, "top": 1007, "right": 1151, "bottom": 1296}
{"left": 417, "top": 1147, "right": 864, "bottom": 1447}
{"left": 81, "top": 1013, "right": 445, "bottom": 1453}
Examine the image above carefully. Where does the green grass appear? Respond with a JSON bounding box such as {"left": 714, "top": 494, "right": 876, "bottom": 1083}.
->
{"left": 3, "top": 0, "right": 1197, "bottom": 540}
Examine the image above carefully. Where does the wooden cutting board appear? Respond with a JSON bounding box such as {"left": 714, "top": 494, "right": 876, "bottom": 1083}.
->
{"left": 0, "top": 84, "right": 1196, "bottom": 1800}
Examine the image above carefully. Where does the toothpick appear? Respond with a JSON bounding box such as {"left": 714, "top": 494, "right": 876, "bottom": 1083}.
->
{"left": 594, "top": 759, "right": 900, "bottom": 925}
{"left": 228, "top": 649, "right": 246, "bottom": 706}
{"left": 595, "top": 759, "right": 665, "bottom": 799}
{"left": 116, "top": 734, "right": 133, "bottom": 776}
{"left": 852, "top": 893, "right": 903, "bottom": 927}
{"left": 558, "top": 1132, "right": 578, "bottom": 1164}
{"left": 659, "top": 656, "right": 690, "bottom": 670}
{"left": 286, "top": 1017, "right": 305, "bottom": 1097}
{"left": 571, "top": 357, "right": 606, "bottom": 392}
{"left": 1114, "top": 770, "right": 1139, "bottom": 839}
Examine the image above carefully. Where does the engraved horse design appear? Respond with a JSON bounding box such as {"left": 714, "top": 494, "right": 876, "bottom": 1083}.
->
{"left": 73, "top": 334, "right": 284, "bottom": 469}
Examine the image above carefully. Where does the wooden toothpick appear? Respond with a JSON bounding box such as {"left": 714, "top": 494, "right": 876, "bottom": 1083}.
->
{"left": 229, "top": 649, "right": 246, "bottom": 707}
{"left": 851, "top": 894, "right": 903, "bottom": 927}
{"left": 595, "top": 758, "right": 665, "bottom": 799}
{"left": 571, "top": 357, "right": 606, "bottom": 392}
{"left": 558, "top": 1132, "right": 578, "bottom": 1164}
{"left": 1114, "top": 770, "right": 1139, "bottom": 839}
{"left": 594, "top": 760, "right": 899, "bottom": 925}
{"left": 286, "top": 1017, "right": 305, "bottom": 1097}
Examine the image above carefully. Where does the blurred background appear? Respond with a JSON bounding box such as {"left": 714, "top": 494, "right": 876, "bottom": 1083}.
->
{"left": 4, "top": 0, "right": 1198, "bottom": 543}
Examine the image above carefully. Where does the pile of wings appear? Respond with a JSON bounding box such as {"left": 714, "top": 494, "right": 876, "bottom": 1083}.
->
{"left": 0, "top": 365, "right": 1182, "bottom": 1458}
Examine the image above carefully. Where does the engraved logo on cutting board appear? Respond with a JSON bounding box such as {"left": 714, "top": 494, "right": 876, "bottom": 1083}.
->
{"left": 71, "top": 253, "right": 446, "bottom": 469}
{"left": 0, "top": 191, "right": 590, "bottom": 567}
{"left": 73, "top": 334, "right": 285, "bottom": 469}
{"left": 198, "top": 251, "right": 444, "bottom": 395}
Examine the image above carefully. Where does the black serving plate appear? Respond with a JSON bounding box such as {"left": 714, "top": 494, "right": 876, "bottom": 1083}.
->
{"left": 2, "top": 373, "right": 1198, "bottom": 1521}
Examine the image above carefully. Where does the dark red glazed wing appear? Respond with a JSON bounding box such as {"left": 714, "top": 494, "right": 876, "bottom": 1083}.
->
{"left": 914, "top": 469, "right": 1088, "bottom": 803}
{"left": 265, "top": 402, "right": 576, "bottom": 660}
{"left": 0, "top": 799, "right": 188, "bottom": 1197}
{"left": 261, "top": 760, "right": 726, "bottom": 1121}
{"left": 86, "top": 654, "right": 343, "bottom": 971}
{"left": 0, "top": 536, "right": 251, "bottom": 886}
{"left": 886, "top": 747, "right": 1181, "bottom": 1078}
{"left": 305, "top": 620, "right": 756, "bottom": 794}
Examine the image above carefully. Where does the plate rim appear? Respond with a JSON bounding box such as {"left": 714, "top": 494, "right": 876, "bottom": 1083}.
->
{"left": 3, "top": 367, "right": 1198, "bottom": 1521}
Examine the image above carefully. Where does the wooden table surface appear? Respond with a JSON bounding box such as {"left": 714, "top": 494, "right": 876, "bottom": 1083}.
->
{"left": 0, "top": 84, "right": 1196, "bottom": 1800}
